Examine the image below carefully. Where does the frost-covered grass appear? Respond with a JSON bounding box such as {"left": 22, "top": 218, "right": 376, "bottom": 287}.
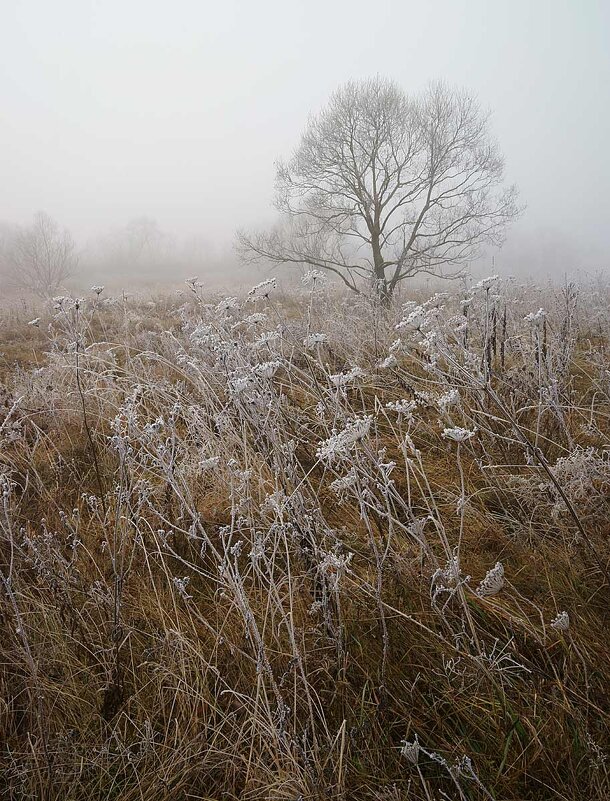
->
{"left": 1, "top": 275, "right": 609, "bottom": 800}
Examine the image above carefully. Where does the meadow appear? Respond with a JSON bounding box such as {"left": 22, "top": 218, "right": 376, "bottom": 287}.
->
{"left": 1, "top": 274, "right": 609, "bottom": 800}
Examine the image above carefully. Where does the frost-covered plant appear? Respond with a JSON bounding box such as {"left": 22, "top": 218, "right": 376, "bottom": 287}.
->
{"left": 303, "top": 332, "right": 328, "bottom": 349}
{"left": 551, "top": 611, "right": 570, "bottom": 631}
{"left": 377, "top": 354, "right": 398, "bottom": 369}
{"left": 253, "top": 360, "right": 281, "bottom": 379}
{"left": 385, "top": 399, "right": 417, "bottom": 419}
{"left": 247, "top": 278, "right": 276, "bottom": 302}
{"left": 400, "top": 734, "right": 419, "bottom": 765}
{"left": 4, "top": 274, "right": 610, "bottom": 801}
{"left": 302, "top": 269, "right": 327, "bottom": 286}
{"left": 442, "top": 427, "right": 476, "bottom": 442}
{"left": 524, "top": 308, "right": 546, "bottom": 326}
{"left": 328, "top": 366, "right": 365, "bottom": 387}
{"left": 476, "top": 562, "right": 505, "bottom": 598}
{"left": 471, "top": 274, "right": 499, "bottom": 292}
{"left": 316, "top": 416, "right": 372, "bottom": 464}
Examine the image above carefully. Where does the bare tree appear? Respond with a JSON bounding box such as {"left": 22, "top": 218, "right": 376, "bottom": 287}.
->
{"left": 238, "top": 78, "right": 520, "bottom": 301}
{"left": 85, "top": 217, "right": 177, "bottom": 282}
{"left": 0, "top": 221, "right": 15, "bottom": 285}
{"left": 122, "top": 217, "right": 170, "bottom": 267}
{"left": 4, "top": 211, "right": 78, "bottom": 297}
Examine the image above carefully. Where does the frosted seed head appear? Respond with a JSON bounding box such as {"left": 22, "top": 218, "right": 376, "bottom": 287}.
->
{"left": 442, "top": 427, "right": 476, "bottom": 442}
{"left": 476, "top": 562, "right": 505, "bottom": 597}
{"left": 401, "top": 734, "right": 420, "bottom": 765}
{"left": 551, "top": 611, "right": 570, "bottom": 631}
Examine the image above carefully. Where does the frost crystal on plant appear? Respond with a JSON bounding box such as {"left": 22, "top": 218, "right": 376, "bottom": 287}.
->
{"left": 303, "top": 332, "right": 328, "bottom": 349}
{"left": 436, "top": 389, "right": 460, "bottom": 412}
{"left": 442, "top": 427, "right": 476, "bottom": 442}
{"left": 476, "top": 562, "right": 505, "bottom": 597}
{"left": 378, "top": 354, "right": 397, "bottom": 369}
{"left": 395, "top": 305, "right": 426, "bottom": 333}
{"left": 433, "top": 550, "right": 462, "bottom": 590}
{"left": 172, "top": 576, "right": 192, "bottom": 600}
{"left": 229, "top": 374, "right": 253, "bottom": 394}
{"left": 386, "top": 399, "right": 417, "bottom": 419}
{"left": 330, "top": 468, "right": 358, "bottom": 495}
{"left": 200, "top": 456, "right": 220, "bottom": 472}
{"left": 524, "top": 308, "right": 546, "bottom": 326}
{"left": 247, "top": 278, "right": 276, "bottom": 302}
{"left": 216, "top": 296, "right": 239, "bottom": 313}
{"left": 329, "top": 366, "right": 365, "bottom": 387}
{"left": 317, "top": 549, "right": 353, "bottom": 589}
{"left": 400, "top": 734, "right": 419, "bottom": 765}
{"left": 550, "top": 611, "right": 570, "bottom": 631}
{"left": 254, "top": 329, "right": 280, "bottom": 348}
{"left": 316, "top": 416, "right": 372, "bottom": 464}
{"left": 253, "top": 360, "right": 281, "bottom": 379}
{"left": 302, "top": 269, "right": 327, "bottom": 286}
{"left": 244, "top": 312, "right": 268, "bottom": 325}
{"left": 472, "top": 274, "right": 499, "bottom": 291}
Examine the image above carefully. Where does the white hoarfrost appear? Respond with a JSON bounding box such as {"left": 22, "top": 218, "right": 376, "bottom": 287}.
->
{"left": 316, "top": 417, "right": 372, "bottom": 464}
{"left": 442, "top": 427, "right": 476, "bottom": 442}
{"left": 476, "top": 562, "right": 505, "bottom": 597}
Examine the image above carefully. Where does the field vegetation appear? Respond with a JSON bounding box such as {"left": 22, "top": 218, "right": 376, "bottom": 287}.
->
{"left": 1, "top": 274, "right": 609, "bottom": 800}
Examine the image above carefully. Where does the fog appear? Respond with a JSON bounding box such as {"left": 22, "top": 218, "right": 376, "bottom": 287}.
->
{"left": 1, "top": 0, "right": 609, "bottom": 288}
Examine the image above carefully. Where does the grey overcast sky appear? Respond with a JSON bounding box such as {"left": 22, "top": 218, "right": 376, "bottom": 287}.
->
{"left": 1, "top": 0, "right": 609, "bottom": 271}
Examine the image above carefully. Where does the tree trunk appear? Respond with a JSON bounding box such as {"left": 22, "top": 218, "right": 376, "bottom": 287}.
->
{"left": 371, "top": 232, "right": 391, "bottom": 305}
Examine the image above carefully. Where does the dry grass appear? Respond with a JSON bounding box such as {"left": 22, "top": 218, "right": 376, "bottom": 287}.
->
{"left": 1, "top": 276, "right": 609, "bottom": 800}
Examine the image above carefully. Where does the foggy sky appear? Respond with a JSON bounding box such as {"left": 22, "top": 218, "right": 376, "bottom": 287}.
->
{"left": 1, "top": 0, "right": 609, "bottom": 274}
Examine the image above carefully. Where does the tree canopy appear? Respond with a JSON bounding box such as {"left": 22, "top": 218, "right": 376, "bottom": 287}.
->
{"left": 238, "top": 78, "right": 520, "bottom": 300}
{"left": 2, "top": 211, "right": 77, "bottom": 298}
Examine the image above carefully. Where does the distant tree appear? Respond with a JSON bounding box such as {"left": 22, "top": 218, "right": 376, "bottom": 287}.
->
{"left": 3, "top": 211, "right": 77, "bottom": 297}
{"left": 82, "top": 216, "right": 177, "bottom": 285}
{"left": 238, "top": 78, "right": 520, "bottom": 302}
{"left": 0, "top": 221, "right": 15, "bottom": 284}
{"left": 122, "top": 217, "right": 169, "bottom": 266}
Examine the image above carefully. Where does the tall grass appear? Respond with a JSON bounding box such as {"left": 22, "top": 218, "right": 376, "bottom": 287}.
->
{"left": 1, "top": 274, "right": 609, "bottom": 800}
